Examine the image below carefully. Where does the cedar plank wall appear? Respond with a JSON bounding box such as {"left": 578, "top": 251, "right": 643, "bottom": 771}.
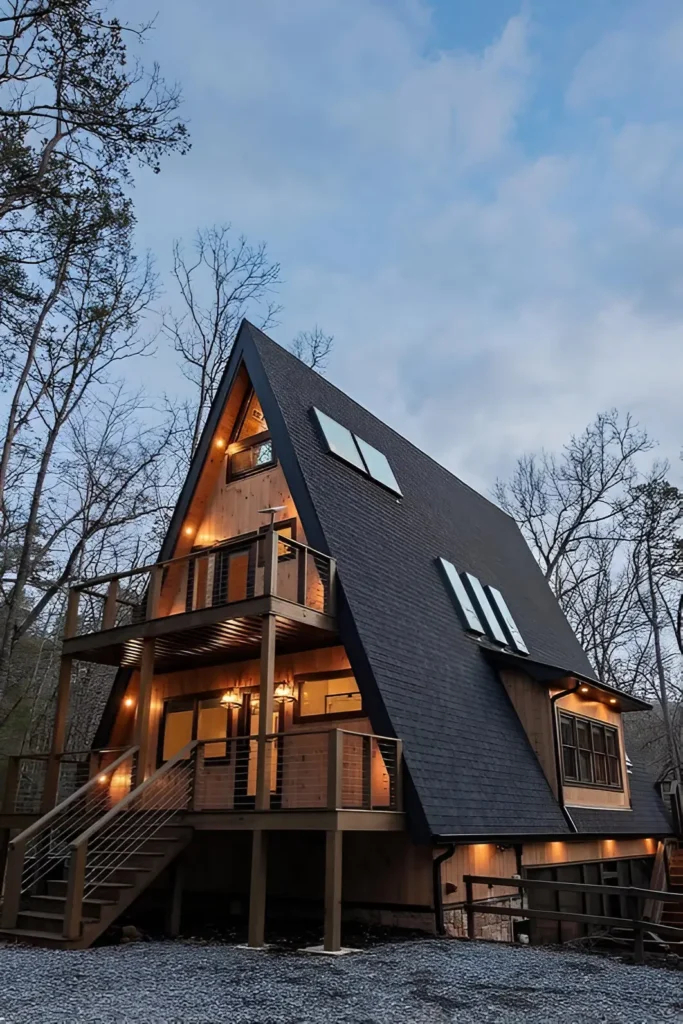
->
{"left": 500, "top": 670, "right": 632, "bottom": 809}
{"left": 499, "top": 670, "right": 557, "bottom": 797}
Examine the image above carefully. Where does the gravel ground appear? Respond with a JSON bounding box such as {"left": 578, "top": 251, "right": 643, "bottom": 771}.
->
{"left": 0, "top": 939, "right": 682, "bottom": 1024}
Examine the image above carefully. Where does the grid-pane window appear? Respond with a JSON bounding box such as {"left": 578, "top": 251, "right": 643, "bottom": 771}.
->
{"left": 229, "top": 436, "right": 275, "bottom": 479}
{"left": 559, "top": 711, "right": 622, "bottom": 790}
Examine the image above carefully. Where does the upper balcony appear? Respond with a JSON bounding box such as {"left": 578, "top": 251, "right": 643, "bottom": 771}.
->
{"left": 62, "top": 530, "right": 338, "bottom": 671}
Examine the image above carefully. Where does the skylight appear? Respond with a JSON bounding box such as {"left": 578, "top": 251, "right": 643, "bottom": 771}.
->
{"left": 462, "top": 574, "right": 509, "bottom": 646}
{"left": 313, "top": 408, "right": 367, "bottom": 473}
{"left": 438, "top": 558, "right": 485, "bottom": 634}
{"left": 354, "top": 436, "right": 402, "bottom": 496}
{"left": 312, "top": 407, "right": 402, "bottom": 496}
{"left": 485, "top": 585, "right": 529, "bottom": 655}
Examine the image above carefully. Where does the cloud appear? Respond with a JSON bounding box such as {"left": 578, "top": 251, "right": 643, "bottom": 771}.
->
{"left": 116, "top": 0, "right": 682, "bottom": 497}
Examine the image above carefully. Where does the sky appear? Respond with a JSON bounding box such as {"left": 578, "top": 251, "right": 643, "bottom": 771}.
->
{"left": 117, "top": 0, "right": 683, "bottom": 494}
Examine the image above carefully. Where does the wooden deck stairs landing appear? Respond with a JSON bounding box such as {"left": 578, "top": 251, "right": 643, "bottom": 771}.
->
{"left": 0, "top": 745, "right": 195, "bottom": 949}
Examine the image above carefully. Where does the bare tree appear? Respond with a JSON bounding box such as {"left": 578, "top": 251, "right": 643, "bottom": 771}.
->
{"left": 495, "top": 410, "right": 653, "bottom": 598}
{"left": 163, "top": 225, "right": 281, "bottom": 457}
{"left": 291, "top": 325, "right": 334, "bottom": 371}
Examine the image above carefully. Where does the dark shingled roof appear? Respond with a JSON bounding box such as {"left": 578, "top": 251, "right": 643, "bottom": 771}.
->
{"left": 96, "top": 320, "right": 671, "bottom": 842}
{"left": 568, "top": 764, "right": 673, "bottom": 836}
{"left": 240, "top": 322, "right": 670, "bottom": 840}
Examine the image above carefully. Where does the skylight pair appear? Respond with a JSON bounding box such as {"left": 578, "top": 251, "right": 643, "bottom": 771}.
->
{"left": 438, "top": 558, "right": 529, "bottom": 655}
{"left": 312, "top": 408, "right": 402, "bottom": 496}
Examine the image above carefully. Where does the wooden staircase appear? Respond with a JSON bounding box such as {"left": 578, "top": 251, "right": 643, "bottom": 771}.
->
{"left": 0, "top": 743, "right": 198, "bottom": 949}
{"left": 660, "top": 845, "right": 683, "bottom": 939}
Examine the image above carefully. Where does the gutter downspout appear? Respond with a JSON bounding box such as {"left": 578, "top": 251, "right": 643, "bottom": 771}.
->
{"left": 433, "top": 844, "right": 456, "bottom": 935}
{"left": 550, "top": 679, "right": 581, "bottom": 834}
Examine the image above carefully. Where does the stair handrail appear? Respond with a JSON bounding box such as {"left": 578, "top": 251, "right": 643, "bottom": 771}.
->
{"left": 670, "top": 780, "right": 683, "bottom": 836}
{"left": 1, "top": 746, "right": 138, "bottom": 930}
{"left": 63, "top": 740, "right": 198, "bottom": 940}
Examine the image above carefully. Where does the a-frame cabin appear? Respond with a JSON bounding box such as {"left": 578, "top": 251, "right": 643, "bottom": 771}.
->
{"left": 0, "top": 321, "right": 677, "bottom": 950}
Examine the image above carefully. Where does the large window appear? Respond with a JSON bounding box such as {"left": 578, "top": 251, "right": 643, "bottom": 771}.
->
{"left": 295, "top": 671, "right": 363, "bottom": 720}
{"left": 559, "top": 712, "right": 622, "bottom": 789}
{"left": 161, "top": 697, "right": 229, "bottom": 762}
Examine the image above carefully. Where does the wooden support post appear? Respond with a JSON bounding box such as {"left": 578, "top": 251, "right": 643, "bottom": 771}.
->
{"left": 262, "top": 525, "right": 278, "bottom": 597}
{"left": 166, "top": 858, "right": 184, "bottom": 938}
{"left": 102, "top": 579, "right": 119, "bottom": 630}
{"left": 42, "top": 590, "right": 81, "bottom": 814}
{"left": 327, "top": 558, "right": 337, "bottom": 617}
{"left": 255, "top": 613, "right": 276, "bottom": 811}
{"left": 146, "top": 565, "right": 163, "bottom": 619}
{"left": 133, "top": 638, "right": 155, "bottom": 786}
{"left": 63, "top": 842, "right": 87, "bottom": 940}
{"left": 248, "top": 829, "right": 267, "bottom": 947}
{"left": 324, "top": 830, "right": 343, "bottom": 953}
{"left": 465, "top": 877, "right": 475, "bottom": 940}
{"left": 326, "top": 730, "right": 343, "bottom": 810}
{"left": 1, "top": 838, "right": 26, "bottom": 928}
{"left": 628, "top": 894, "right": 645, "bottom": 964}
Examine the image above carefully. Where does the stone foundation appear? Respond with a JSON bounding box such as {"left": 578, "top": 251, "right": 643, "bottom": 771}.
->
{"left": 443, "top": 895, "right": 523, "bottom": 942}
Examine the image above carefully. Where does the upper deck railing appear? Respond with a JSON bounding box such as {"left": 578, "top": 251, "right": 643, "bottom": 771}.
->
{"left": 65, "top": 531, "right": 337, "bottom": 642}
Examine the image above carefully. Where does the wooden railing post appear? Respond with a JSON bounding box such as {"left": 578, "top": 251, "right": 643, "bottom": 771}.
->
{"left": 362, "top": 734, "right": 372, "bottom": 809}
{"left": 465, "top": 876, "right": 475, "bottom": 940}
{"left": 102, "top": 579, "right": 119, "bottom": 630}
{"left": 146, "top": 565, "right": 163, "bottom": 620}
{"left": 327, "top": 558, "right": 337, "bottom": 616}
{"left": 63, "top": 841, "right": 87, "bottom": 940}
{"left": 326, "top": 730, "right": 343, "bottom": 810}
{"left": 627, "top": 892, "right": 644, "bottom": 964}
{"left": 1, "top": 755, "right": 20, "bottom": 814}
{"left": 394, "top": 739, "right": 403, "bottom": 811}
{"left": 1, "top": 837, "right": 27, "bottom": 928}
{"left": 296, "top": 546, "right": 308, "bottom": 606}
{"left": 262, "top": 526, "right": 278, "bottom": 598}
{"left": 191, "top": 744, "right": 205, "bottom": 811}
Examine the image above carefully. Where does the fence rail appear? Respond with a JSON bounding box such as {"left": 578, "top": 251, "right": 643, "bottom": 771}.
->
{"left": 463, "top": 873, "right": 683, "bottom": 963}
{"left": 1, "top": 748, "right": 133, "bottom": 816}
{"left": 66, "top": 528, "right": 336, "bottom": 640}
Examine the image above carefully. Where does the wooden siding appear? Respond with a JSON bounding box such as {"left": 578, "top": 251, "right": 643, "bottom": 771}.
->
{"left": 499, "top": 670, "right": 557, "bottom": 796}
{"left": 440, "top": 844, "right": 519, "bottom": 905}
{"left": 523, "top": 836, "right": 657, "bottom": 867}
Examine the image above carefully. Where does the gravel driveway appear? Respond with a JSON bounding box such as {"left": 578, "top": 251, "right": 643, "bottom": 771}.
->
{"left": 0, "top": 939, "right": 681, "bottom": 1023}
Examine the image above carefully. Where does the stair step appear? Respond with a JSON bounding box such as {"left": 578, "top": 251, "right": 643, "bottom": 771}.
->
{"left": 0, "top": 928, "right": 76, "bottom": 948}
{"left": 47, "top": 879, "right": 133, "bottom": 900}
{"left": 17, "top": 910, "right": 99, "bottom": 936}
{"left": 25, "top": 895, "right": 115, "bottom": 918}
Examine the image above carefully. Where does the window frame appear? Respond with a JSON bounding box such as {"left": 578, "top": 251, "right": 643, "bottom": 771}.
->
{"left": 226, "top": 430, "right": 276, "bottom": 482}
{"left": 292, "top": 669, "right": 364, "bottom": 723}
{"left": 558, "top": 710, "right": 623, "bottom": 791}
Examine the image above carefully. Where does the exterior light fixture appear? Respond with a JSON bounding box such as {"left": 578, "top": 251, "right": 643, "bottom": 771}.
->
{"left": 580, "top": 686, "right": 590, "bottom": 694}
{"left": 97, "top": 774, "right": 108, "bottom": 784}
{"left": 124, "top": 696, "right": 134, "bottom": 708}
{"left": 215, "top": 438, "right": 226, "bottom": 449}
{"left": 608, "top": 697, "right": 618, "bottom": 705}
{"left": 184, "top": 526, "right": 194, "bottom": 536}
{"left": 220, "top": 687, "right": 243, "bottom": 710}
{"left": 274, "top": 681, "right": 296, "bottom": 704}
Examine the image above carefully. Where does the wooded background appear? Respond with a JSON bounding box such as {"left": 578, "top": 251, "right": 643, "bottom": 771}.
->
{"left": 0, "top": 2, "right": 680, "bottom": 788}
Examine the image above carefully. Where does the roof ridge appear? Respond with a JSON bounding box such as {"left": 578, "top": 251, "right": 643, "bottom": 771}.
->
{"left": 243, "top": 320, "right": 514, "bottom": 523}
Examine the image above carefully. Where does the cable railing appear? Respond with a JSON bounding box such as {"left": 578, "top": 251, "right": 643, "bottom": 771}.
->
{"left": 192, "top": 729, "right": 402, "bottom": 813}
{"left": 65, "top": 528, "right": 337, "bottom": 640}
{"left": 1, "top": 747, "right": 137, "bottom": 929}
{"left": 1, "top": 748, "right": 132, "bottom": 816}
{"left": 62, "top": 742, "right": 197, "bottom": 939}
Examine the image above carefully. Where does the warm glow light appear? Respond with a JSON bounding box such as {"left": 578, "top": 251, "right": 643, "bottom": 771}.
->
{"left": 215, "top": 438, "right": 226, "bottom": 449}
{"left": 184, "top": 525, "right": 194, "bottom": 536}
{"left": 124, "top": 696, "right": 134, "bottom": 708}
{"left": 580, "top": 686, "right": 590, "bottom": 694}
{"left": 274, "top": 680, "right": 296, "bottom": 704}
{"left": 608, "top": 698, "right": 618, "bottom": 705}
{"left": 97, "top": 774, "right": 108, "bottom": 784}
{"left": 220, "top": 687, "right": 243, "bottom": 710}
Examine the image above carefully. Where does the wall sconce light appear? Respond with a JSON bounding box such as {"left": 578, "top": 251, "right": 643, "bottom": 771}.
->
{"left": 97, "top": 774, "right": 108, "bottom": 784}
{"left": 184, "top": 525, "right": 194, "bottom": 536}
{"left": 215, "top": 438, "right": 226, "bottom": 449}
{"left": 274, "top": 681, "right": 296, "bottom": 704}
{"left": 580, "top": 685, "right": 590, "bottom": 695}
{"left": 608, "top": 697, "right": 617, "bottom": 705}
{"left": 220, "top": 687, "right": 244, "bottom": 710}
{"left": 123, "top": 696, "right": 135, "bottom": 709}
